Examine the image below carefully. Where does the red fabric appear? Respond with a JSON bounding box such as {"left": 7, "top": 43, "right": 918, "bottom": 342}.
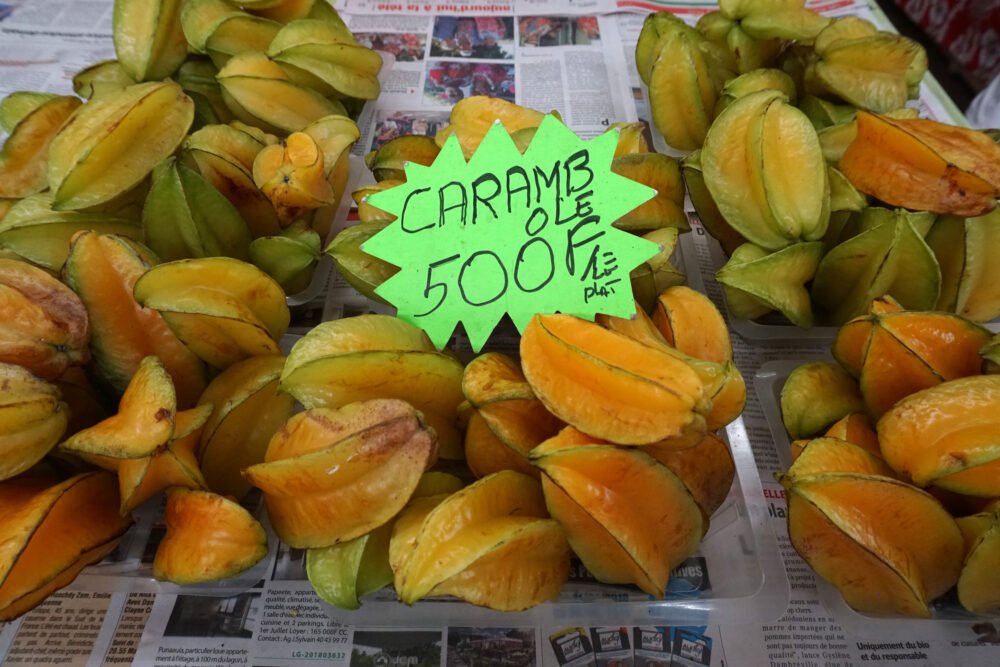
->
{"left": 894, "top": 0, "right": 1000, "bottom": 89}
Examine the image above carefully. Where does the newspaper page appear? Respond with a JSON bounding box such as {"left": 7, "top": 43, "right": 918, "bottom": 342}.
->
{"left": 1, "top": 0, "right": 999, "bottom": 665}
{"left": 341, "top": 11, "right": 636, "bottom": 155}
{"left": 0, "top": 0, "right": 115, "bottom": 102}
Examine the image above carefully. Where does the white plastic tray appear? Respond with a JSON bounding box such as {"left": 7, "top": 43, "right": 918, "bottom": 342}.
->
{"left": 754, "top": 359, "right": 1000, "bottom": 637}
{"left": 71, "top": 286, "right": 789, "bottom": 630}
{"left": 703, "top": 236, "right": 841, "bottom": 346}
{"left": 284, "top": 154, "right": 367, "bottom": 307}
{"left": 71, "top": 402, "right": 789, "bottom": 628}
{"left": 308, "top": 228, "right": 792, "bottom": 625}
{"left": 285, "top": 50, "right": 395, "bottom": 307}
{"left": 703, "top": 233, "right": 1000, "bottom": 343}
{"left": 314, "top": 416, "right": 790, "bottom": 628}
{"left": 73, "top": 494, "right": 275, "bottom": 597}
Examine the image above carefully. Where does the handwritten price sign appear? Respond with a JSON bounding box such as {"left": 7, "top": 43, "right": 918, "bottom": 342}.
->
{"left": 364, "top": 115, "right": 658, "bottom": 351}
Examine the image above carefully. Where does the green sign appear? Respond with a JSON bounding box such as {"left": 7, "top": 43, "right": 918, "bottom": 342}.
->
{"left": 364, "top": 114, "right": 659, "bottom": 351}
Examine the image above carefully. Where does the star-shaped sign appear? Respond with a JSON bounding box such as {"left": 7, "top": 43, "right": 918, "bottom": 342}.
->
{"left": 364, "top": 114, "right": 658, "bottom": 351}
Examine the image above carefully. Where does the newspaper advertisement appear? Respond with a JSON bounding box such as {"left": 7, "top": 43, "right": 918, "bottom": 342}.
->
{"left": 0, "top": 0, "right": 998, "bottom": 665}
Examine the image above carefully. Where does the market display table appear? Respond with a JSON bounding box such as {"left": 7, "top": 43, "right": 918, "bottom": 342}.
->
{"left": 0, "top": 1, "right": 996, "bottom": 666}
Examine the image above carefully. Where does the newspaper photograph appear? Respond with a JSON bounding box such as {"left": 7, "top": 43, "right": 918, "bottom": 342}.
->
{"left": 342, "top": 9, "right": 635, "bottom": 155}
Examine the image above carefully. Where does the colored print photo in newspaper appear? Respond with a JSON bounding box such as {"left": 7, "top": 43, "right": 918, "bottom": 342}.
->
{"left": 632, "top": 627, "right": 671, "bottom": 667}
{"left": 590, "top": 627, "right": 633, "bottom": 667}
{"left": 163, "top": 593, "right": 261, "bottom": 639}
{"left": 431, "top": 17, "right": 514, "bottom": 59}
{"left": 355, "top": 32, "right": 427, "bottom": 62}
{"left": 671, "top": 628, "right": 712, "bottom": 667}
{"left": 518, "top": 17, "right": 601, "bottom": 47}
{"left": 351, "top": 630, "right": 443, "bottom": 667}
{"left": 447, "top": 627, "right": 536, "bottom": 667}
{"left": 549, "top": 627, "right": 596, "bottom": 667}
{"left": 423, "top": 61, "right": 515, "bottom": 106}
{"left": 371, "top": 110, "right": 449, "bottom": 150}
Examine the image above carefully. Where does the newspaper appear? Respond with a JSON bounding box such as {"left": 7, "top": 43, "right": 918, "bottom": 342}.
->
{"left": 2, "top": 0, "right": 999, "bottom": 665}
{"left": 342, "top": 11, "right": 636, "bottom": 158}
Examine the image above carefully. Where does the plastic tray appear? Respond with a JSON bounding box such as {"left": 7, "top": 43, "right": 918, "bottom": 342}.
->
{"left": 702, "top": 230, "right": 1000, "bottom": 344}
{"left": 70, "top": 384, "right": 788, "bottom": 628}
{"left": 67, "top": 335, "right": 306, "bottom": 594}
{"left": 283, "top": 154, "right": 367, "bottom": 307}
{"left": 753, "top": 359, "right": 1000, "bottom": 638}
{"left": 312, "top": 230, "right": 790, "bottom": 626}
{"left": 71, "top": 253, "right": 790, "bottom": 628}
{"left": 312, "top": 416, "right": 790, "bottom": 628}
{"left": 702, "top": 236, "right": 842, "bottom": 346}
{"left": 285, "top": 49, "right": 396, "bottom": 307}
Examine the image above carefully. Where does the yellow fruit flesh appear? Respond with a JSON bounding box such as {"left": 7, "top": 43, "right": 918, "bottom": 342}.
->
{"left": 134, "top": 257, "right": 289, "bottom": 339}
{"left": 841, "top": 112, "right": 998, "bottom": 217}
{"left": 956, "top": 514, "right": 1000, "bottom": 614}
{"left": 653, "top": 286, "right": 732, "bottom": 363}
{"left": 759, "top": 101, "right": 828, "bottom": 241}
{"left": 281, "top": 350, "right": 464, "bottom": 418}
{"left": 823, "top": 413, "right": 881, "bottom": 458}
{"left": 645, "top": 432, "right": 735, "bottom": 516}
{"left": 161, "top": 309, "right": 281, "bottom": 368}
{"left": 66, "top": 232, "right": 207, "bottom": 408}
{"left": 397, "top": 471, "right": 547, "bottom": 602}
{"left": 439, "top": 97, "right": 547, "bottom": 157}
{"left": 219, "top": 75, "right": 343, "bottom": 134}
{"left": 117, "top": 404, "right": 209, "bottom": 513}
{"left": 389, "top": 494, "right": 446, "bottom": 591}
{"left": 200, "top": 375, "right": 293, "bottom": 499}
{"left": 787, "top": 488, "right": 929, "bottom": 617}
{"left": 462, "top": 352, "right": 535, "bottom": 406}
{"left": 428, "top": 518, "right": 569, "bottom": 611}
{"left": 791, "top": 474, "right": 962, "bottom": 604}
{"left": 0, "top": 258, "right": 90, "bottom": 379}
{"left": 540, "top": 475, "right": 659, "bottom": 592}
{"left": 0, "top": 408, "right": 68, "bottom": 481}
{"left": 464, "top": 410, "right": 538, "bottom": 479}
{"left": 860, "top": 325, "right": 942, "bottom": 418}
{"left": 703, "top": 91, "right": 787, "bottom": 250}
{"left": 786, "top": 437, "right": 893, "bottom": 478}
